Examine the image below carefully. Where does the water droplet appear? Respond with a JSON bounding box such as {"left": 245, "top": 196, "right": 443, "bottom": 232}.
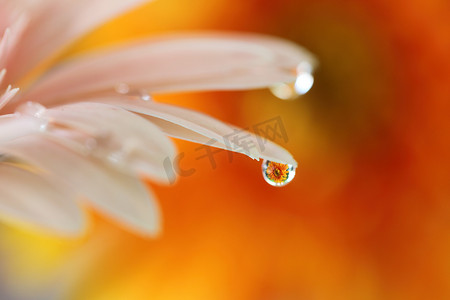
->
{"left": 16, "top": 101, "right": 46, "bottom": 117}
{"left": 108, "top": 149, "right": 127, "bottom": 165}
{"left": 270, "top": 62, "right": 314, "bottom": 100}
{"left": 115, "top": 83, "right": 130, "bottom": 94}
{"left": 15, "top": 102, "right": 49, "bottom": 131}
{"left": 262, "top": 159, "right": 296, "bottom": 187}
{"left": 115, "top": 83, "right": 152, "bottom": 101}
{"left": 269, "top": 82, "right": 298, "bottom": 100}
{"left": 83, "top": 137, "right": 98, "bottom": 153}
{"left": 139, "top": 90, "right": 151, "bottom": 101}
{"left": 107, "top": 139, "right": 139, "bottom": 166}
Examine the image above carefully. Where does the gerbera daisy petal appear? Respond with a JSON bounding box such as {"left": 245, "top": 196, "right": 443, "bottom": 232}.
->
{"left": 0, "top": 0, "right": 308, "bottom": 237}
{"left": 1, "top": 135, "right": 162, "bottom": 236}
{"left": 0, "top": 161, "right": 85, "bottom": 235}
{"left": 96, "top": 98, "right": 298, "bottom": 167}
{"left": 42, "top": 102, "right": 176, "bottom": 183}
{"left": 0, "top": 14, "right": 28, "bottom": 73}
{"left": 6, "top": 0, "right": 149, "bottom": 83}
{"left": 0, "top": 113, "right": 42, "bottom": 143}
{"left": 18, "top": 33, "right": 316, "bottom": 106}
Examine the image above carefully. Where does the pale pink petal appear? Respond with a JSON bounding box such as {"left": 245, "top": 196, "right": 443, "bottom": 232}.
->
{"left": 96, "top": 97, "right": 298, "bottom": 167}
{"left": 0, "top": 69, "right": 5, "bottom": 86}
{"left": 0, "top": 28, "right": 10, "bottom": 70}
{"left": 0, "top": 14, "right": 28, "bottom": 72}
{"left": 0, "top": 162, "right": 85, "bottom": 235}
{"left": 1, "top": 135, "right": 162, "bottom": 236}
{"left": 19, "top": 33, "right": 316, "bottom": 106}
{"left": 7, "top": 0, "right": 150, "bottom": 82}
{"left": 0, "top": 69, "right": 5, "bottom": 85}
{"left": 41, "top": 102, "right": 176, "bottom": 183}
{"left": 0, "top": 113, "right": 43, "bottom": 143}
{"left": 0, "top": 0, "right": 23, "bottom": 32}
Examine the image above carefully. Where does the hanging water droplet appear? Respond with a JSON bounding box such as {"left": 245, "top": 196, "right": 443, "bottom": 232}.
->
{"left": 261, "top": 159, "right": 296, "bottom": 187}
{"left": 270, "top": 62, "right": 314, "bottom": 100}
{"left": 15, "top": 101, "right": 49, "bottom": 131}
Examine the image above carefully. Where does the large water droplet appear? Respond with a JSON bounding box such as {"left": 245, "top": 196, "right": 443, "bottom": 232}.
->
{"left": 270, "top": 62, "right": 314, "bottom": 100}
{"left": 262, "top": 159, "right": 296, "bottom": 187}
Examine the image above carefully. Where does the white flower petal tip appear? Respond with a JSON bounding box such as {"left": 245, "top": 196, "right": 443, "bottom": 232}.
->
{"left": 0, "top": 163, "right": 86, "bottom": 236}
{"left": 96, "top": 98, "right": 298, "bottom": 168}
{"left": 19, "top": 33, "right": 317, "bottom": 106}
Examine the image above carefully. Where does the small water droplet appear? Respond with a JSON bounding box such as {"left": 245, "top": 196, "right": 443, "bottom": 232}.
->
{"left": 16, "top": 101, "right": 46, "bottom": 117}
{"left": 107, "top": 139, "right": 139, "bottom": 166}
{"left": 115, "top": 83, "right": 152, "bottom": 101}
{"left": 270, "top": 62, "right": 314, "bottom": 100}
{"left": 83, "top": 137, "right": 98, "bottom": 153}
{"left": 139, "top": 90, "right": 151, "bottom": 101}
{"left": 115, "top": 83, "right": 130, "bottom": 94}
{"left": 15, "top": 102, "right": 49, "bottom": 131}
{"left": 262, "top": 159, "right": 296, "bottom": 187}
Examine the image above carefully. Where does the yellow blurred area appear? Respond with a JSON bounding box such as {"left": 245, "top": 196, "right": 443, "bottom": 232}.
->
{"left": 1, "top": 0, "right": 450, "bottom": 299}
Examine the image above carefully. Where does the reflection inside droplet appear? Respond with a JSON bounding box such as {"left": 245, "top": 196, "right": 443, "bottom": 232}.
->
{"left": 262, "top": 159, "right": 296, "bottom": 187}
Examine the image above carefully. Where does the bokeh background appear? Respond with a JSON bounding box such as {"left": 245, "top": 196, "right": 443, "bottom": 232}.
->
{"left": 1, "top": 0, "right": 450, "bottom": 299}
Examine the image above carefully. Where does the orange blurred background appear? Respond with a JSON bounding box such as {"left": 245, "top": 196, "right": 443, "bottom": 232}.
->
{"left": 1, "top": 0, "right": 450, "bottom": 299}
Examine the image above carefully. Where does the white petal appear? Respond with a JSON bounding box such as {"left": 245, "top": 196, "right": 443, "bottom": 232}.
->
{"left": 6, "top": 0, "right": 149, "bottom": 83}
{"left": 0, "top": 113, "right": 42, "bottom": 143}
{"left": 96, "top": 98, "right": 298, "bottom": 167}
{"left": 0, "top": 162, "right": 85, "bottom": 235}
{"left": 19, "top": 33, "right": 316, "bottom": 106}
{"left": 0, "top": 135, "right": 162, "bottom": 236}
{"left": 43, "top": 102, "right": 176, "bottom": 183}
